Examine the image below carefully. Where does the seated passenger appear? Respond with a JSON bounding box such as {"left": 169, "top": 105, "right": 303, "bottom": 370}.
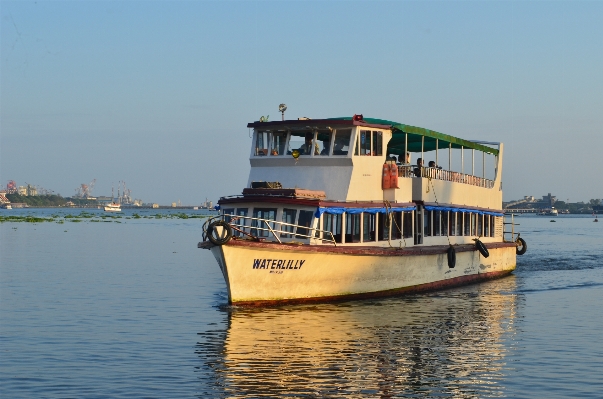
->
{"left": 299, "top": 133, "right": 319, "bottom": 155}
{"left": 320, "top": 140, "right": 330, "bottom": 155}
{"left": 428, "top": 161, "right": 436, "bottom": 168}
{"left": 414, "top": 158, "right": 424, "bottom": 177}
{"left": 333, "top": 138, "right": 347, "bottom": 155}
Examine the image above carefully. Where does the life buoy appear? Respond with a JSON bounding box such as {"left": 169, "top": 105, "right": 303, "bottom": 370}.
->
{"left": 382, "top": 163, "right": 391, "bottom": 189}
{"left": 516, "top": 237, "right": 527, "bottom": 255}
{"left": 475, "top": 239, "right": 489, "bottom": 258}
{"left": 207, "top": 220, "right": 232, "bottom": 245}
{"left": 390, "top": 162, "right": 399, "bottom": 188}
{"left": 447, "top": 245, "right": 456, "bottom": 268}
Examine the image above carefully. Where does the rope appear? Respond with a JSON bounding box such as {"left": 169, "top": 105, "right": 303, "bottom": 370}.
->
{"left": 384, "top": 199, "right": 407, "bottom": 249}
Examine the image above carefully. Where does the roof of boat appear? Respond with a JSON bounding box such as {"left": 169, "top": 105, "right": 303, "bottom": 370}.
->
{"left": 248, "top": 117, "right": 499, "bottom": 156}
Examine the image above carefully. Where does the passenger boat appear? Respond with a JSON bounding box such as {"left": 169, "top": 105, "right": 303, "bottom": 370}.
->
{"left": 104, "top": 202, "right": 121, "bottom": 212}
{"left": 198, "top": 114, "right": 527, "bottom": 306}
{"left": 104, "top": 186, "right": 121, "bottom": 212}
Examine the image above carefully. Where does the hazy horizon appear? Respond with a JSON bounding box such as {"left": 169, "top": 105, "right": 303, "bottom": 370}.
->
{"left": 2, "top": 1, "right": 602, "bottom": 205}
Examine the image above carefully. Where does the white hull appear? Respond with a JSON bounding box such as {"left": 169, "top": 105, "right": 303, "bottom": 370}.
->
{"left": 210, "top": 241, "right": 517, "bottom": 305}
{"left": 104, "top": 204, "right": 121, "bottom": 212}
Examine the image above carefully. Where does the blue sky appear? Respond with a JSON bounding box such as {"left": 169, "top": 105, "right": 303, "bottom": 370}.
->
{"left": 1, "top": 1, "right": 602, "bottom": 205}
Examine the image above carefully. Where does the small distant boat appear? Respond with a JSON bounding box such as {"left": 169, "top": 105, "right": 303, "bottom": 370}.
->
{"left": 2, "top": 204, "right": 12, "bottom": 210}
{"left": 104, "top": 202, "right": 121, "bottom": 212}
{"left": 538, "top": 207, "right": 558, "bottom": 216}
{"left": 104, "top": 186, "right": 121, "bottom": 212}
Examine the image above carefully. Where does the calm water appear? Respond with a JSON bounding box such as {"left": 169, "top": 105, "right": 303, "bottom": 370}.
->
{"left": 1, "top": 209, "right": 602, "bottom": 398}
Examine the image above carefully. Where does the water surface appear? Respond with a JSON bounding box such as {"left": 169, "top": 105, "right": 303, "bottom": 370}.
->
{"left": 1, "top": 211, "right": 602, "bottom": 398}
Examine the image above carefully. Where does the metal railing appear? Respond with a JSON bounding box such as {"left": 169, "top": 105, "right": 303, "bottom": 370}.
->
{"left": 397, "top": 165, "right": 495, "bottom": 189}
{"left": 221, "top": 214, "right": 337, "bottom": 246}
{"left": 503, "top": 213, "right": 520, "bottom": 242}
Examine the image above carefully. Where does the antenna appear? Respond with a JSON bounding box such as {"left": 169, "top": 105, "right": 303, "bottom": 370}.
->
{"left": 279, "top": 103, "right": 287, "bottom": 121}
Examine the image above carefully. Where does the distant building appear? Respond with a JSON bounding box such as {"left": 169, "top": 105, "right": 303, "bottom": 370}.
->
{"left": 542, "top": 193, "right": 556, "bottom": 208}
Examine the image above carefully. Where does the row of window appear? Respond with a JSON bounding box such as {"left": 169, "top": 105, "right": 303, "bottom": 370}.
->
{"left": 222, "top": 207, "right": 314, "bottom": 239}
{"left": 320, "top": 211, "right": 413, "bottom": 244}
{"left": 424, "top": 210, "right": 499, "bottom": 238}
{"left": 254, "top": 129, "right": 384, "bottom": 157}
{"left": 222, "top": 207, "right": 501, "bottom": 243}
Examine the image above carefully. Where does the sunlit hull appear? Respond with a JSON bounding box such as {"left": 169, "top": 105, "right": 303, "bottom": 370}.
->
{"left": 209, "top": 240, "right": 517, "bottom": 305}
{"left": 104, "top": 203, "right": 121, "bottom": 212}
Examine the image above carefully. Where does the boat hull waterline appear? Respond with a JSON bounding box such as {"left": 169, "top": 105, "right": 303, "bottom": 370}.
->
{"left": 207, "top": 240, "right": 517, "bottom": 306}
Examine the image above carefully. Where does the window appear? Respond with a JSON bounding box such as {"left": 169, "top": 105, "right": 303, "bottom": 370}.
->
{"left": 477, "top": 214, "right": 483, "bottom": 237}
{"left": 354, "top": 130, "right": 383, "bottom": 156}
{"left": 316, "top": 130, "right": 332, "bottom": 156}
{"left": 255, "top": 131, "right": 288, "bottom": 156}
{"left": 333, "top": 129, "right": 352, "bottom": 155}
{"left": 378, "top": 213, "right": 390, "bottom": 241}
{"left": 449, "top": 212, "right": 456, "bottom": 236}
{"left": 296, "top": 210, "right": 314, "bottom": 238}
{"left": 251, "top": 208, "right": 277, "bottom": 237}
{"left": 490, "top": 216, "right": 496, "bottom": 237}
{"left": 403, "top": 211, "right": 413, "bottom": 238}
{"left": 391, "top": 212, "right": 403, "bottom": 240}
{"left": 363, "top": 213, "right": 376, "bottom": 242}
{"left": 457, "top": 212, "right": 464, "bottom": 236}
{"left": 270, "top": 131, "right": 288, "bottom": 156}
{"left": 484, "top": 215, "right": 490, "bottom": 237}
{"left": 222, "top": 208, "right": 234, "bottom": 223}
{"left": 281, "top": 208, "right": 297, "bottom": 238}
{"left": 323, "top": 213, "right": 343, "bottom": 243}
{"left": 440, "top": 211, "right": 449, "bottom": 236}
{"left": 464, "top": 213, "right": 471, "bottom": 236}
{"left": 345, "top": 213, "right": 361, "bottom": 243}
{"left": 233, "top": 208, "right": 248, "bottom": 237}
{"left": 434, "top": 211, "right": 441, "bottom": 236}
{"left": 372, "top": 131, "right": 383, "bottom": 156}
{"left": 357, "top": 130, "right": 372, "bottom": 156}
{"left": 288, "top": 132, "right": 318, "bottom": 156}
{"left": 424, "top": 210, "right": 432, "bottom": 237}
{"left": 255, "top": 131, "right": 270, "bottom": 156}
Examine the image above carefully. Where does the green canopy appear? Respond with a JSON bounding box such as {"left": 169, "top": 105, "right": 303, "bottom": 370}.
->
{"left": 328, "top": 117, "right": 499, "bottom": 156}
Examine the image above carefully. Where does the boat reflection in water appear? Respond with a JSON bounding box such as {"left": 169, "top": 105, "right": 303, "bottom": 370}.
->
{"left": 196, "top": 277, "right": 519, "bottom": 398}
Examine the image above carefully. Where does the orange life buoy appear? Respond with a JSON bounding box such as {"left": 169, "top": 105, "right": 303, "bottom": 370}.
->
{"left": 382, "top": 163, "right": 391, "bottom": 189}
{"left": 390, "top": 162, "right": 399, "bottom": 188}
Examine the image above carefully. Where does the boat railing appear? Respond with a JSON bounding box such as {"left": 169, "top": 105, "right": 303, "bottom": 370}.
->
{"left": 503, "top": 213, "right": 520, "bottom": 242}
{"left": 222, "top": 214, "right": 337, "bottom": 246}
{"left": 398, "top": 165, "right": 495, "bottom": 189}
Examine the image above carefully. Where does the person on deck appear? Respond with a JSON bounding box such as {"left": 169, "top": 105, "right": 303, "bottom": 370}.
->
{"left": 299, "top": 133, "right": 320, "bottom": 155}
{"left": 414, "top": 158, "right": 424, "bottom": 177}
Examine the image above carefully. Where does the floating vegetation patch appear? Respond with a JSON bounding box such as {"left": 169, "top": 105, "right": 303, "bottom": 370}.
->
{"left": 1, "top": 212, "right": 210, "bottom": 224}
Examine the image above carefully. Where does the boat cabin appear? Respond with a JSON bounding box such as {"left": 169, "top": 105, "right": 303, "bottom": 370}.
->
{"left": 218, "top": 115, "right": 504, "bottom": 247}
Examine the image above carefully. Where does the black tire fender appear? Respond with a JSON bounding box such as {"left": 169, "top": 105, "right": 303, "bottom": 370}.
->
{"left": 516, "top": 237, "right": 527, "bottom": 255}
{"left": 475, "top": 239, "right": 490, "bottom": 258}
{"left": 447, "top": 245, "right": 456, "bottom": 268}
{"left": 207, "top": 220, "right": 232, "bottom": 246}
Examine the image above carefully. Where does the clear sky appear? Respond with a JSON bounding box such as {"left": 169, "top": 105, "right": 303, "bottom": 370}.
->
{"left": 1, "top": 1, "right": 602, "bottom": 205}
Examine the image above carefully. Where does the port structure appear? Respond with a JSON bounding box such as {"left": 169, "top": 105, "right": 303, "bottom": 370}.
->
{"left": 74, "top": 179, "right": 96, "bottom": 199}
